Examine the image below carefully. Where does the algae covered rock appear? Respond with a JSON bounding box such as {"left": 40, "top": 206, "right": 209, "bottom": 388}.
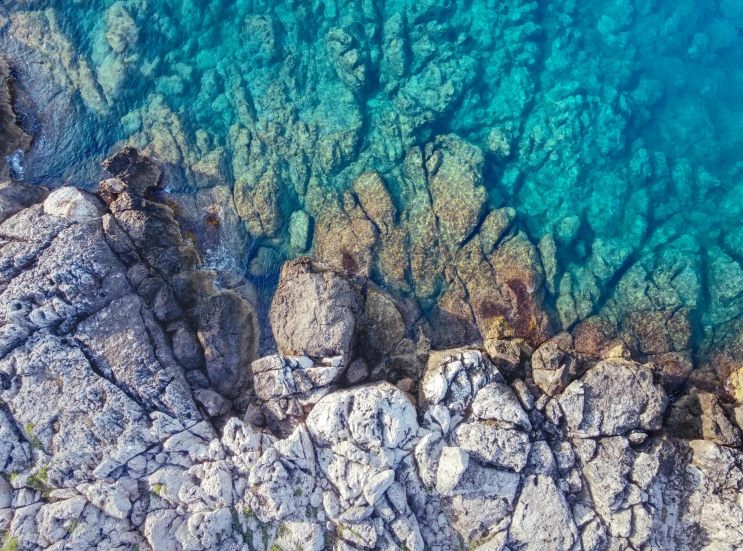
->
{"left": 352, "top": 171, "right": 397, "bottom": 236}
{"left": 0, "top": 57, "right": 32, "bottom": 179}
{"left": 234, "top": 169, "right": 285, "bottom": 238}
{"left": 314, "top": 192, "right": 378, "bottom": 277}
{"left": 472, "top": 232, "right": 552, "bottom": 347}
{"left": 480, "top": 207, "right": 516, "bottom": 255}
{"left": 288, "top": 209, "right": 311, "bottom": 253}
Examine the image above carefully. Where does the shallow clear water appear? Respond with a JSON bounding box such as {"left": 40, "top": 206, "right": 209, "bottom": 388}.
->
{"left": 4, "top": 0, "right": 743, "bottom": 367}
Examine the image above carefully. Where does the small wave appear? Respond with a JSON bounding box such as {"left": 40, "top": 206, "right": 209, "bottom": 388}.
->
{"left": 6, "top": 149, "right": 25, "bottom": 181}
{"left": 201, "top": 243, "right": 245, "bottom": 274}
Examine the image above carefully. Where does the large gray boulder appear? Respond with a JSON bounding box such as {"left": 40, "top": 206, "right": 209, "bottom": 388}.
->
{"left": 510, "top": 474, "right": 579, "bottom": 550}
{"left": 196, "top": 290, "right": 259, "bottom": 398}
{"left": 270, "top": 257, "right": 363, "bottom": 362}
{"left": 560, "top": 359, "right": 669, "bottom": 437}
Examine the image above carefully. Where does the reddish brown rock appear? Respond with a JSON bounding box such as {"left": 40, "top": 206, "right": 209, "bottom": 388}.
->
{"left": 572, "top": 316, "right": 620, "bottom": 357}
{"left": 314, "top": 191, "right": 377, "bottom": 277}
{"left": 707, "top": 318, "right": 743, "bottom": 402}
{"left": 471, "top": 233, "right": 552, "bottom": 348}
{"left": 646, "top": 351, "right": 694, "bottom": 396}
{"left": 405, "top": 200, "right": 444, "bottom": 304}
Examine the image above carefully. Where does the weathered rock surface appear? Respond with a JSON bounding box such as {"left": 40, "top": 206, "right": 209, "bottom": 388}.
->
{"left": 560, "top": 359, "right": 668, "bottom": 437}
{"left": 0, "top": 166, "right": 741, "bottom": 551}
{"left": 0, "top": 180, "right": 47, "bottom": 224}
{"left": 7, "top": 0, "right": 743, "bottom": 425}
{"left": 270, "top": 257, "right": 363, "bottom": 363}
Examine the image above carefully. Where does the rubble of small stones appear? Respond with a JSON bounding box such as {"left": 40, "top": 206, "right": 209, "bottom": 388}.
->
{"left": 0, "top": 160, "right": 741, "bottom": 550}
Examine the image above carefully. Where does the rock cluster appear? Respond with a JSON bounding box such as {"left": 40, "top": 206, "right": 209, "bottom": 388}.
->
{"left": 0, "top": 170, "right": 741, "bottom": 550}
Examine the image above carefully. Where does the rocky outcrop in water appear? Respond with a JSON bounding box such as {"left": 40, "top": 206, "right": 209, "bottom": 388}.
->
{"left": 0, "top": 57, "right": 31, "bottom": 180}
{"left": 0, "top": 160, "right": 741, "bottom": 551}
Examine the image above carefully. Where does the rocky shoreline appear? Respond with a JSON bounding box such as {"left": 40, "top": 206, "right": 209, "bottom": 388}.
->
{"left": 3, "top": 1, "right": 743, "bottom": 410}
{"left": 0, "top": 5, "right": 743, "bottom": 546}
{"left": 0, "top": 146, "right": 739, "bottom": 550}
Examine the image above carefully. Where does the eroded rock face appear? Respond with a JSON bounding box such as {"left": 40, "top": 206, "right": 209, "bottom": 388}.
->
{"left": 532, "top": 337, "right": 580, "bottom": 397}
{"left": 252, "top": 354, "right": 345, "bottom": 436}
{"left": 0, "top": 169, "right": 742, "bottom": 551}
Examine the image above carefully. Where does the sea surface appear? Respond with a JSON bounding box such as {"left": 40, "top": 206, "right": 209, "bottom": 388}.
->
{"left": 3, "top": 0, "right": 743, "bottom": 364}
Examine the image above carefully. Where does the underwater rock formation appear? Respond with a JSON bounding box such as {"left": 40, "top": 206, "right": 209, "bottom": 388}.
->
{"left": 0, "top": 168, "right": 741, "bottom": 550}
{"left": 3, "top": 0, "right": 743, "bottom": 399}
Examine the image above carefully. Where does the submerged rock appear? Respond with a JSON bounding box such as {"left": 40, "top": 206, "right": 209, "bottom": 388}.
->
{"left": 426, "top": 135, "right": 487, "bottom": 252}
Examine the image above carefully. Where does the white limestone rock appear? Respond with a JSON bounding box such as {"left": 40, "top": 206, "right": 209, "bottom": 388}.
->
{"left": 453, "top": 422, "right": 531, "bottom": 472}
{"left": 43, "top": 187, "right": 102, "bottom": 223}
{"left": 560, "top": 359, "right": 668, "bottom": 437}
{"left": 509, "top": 474, "right": 579, "bottom": 550}
{"left": 471, "top": 382, "right": 531, "bottom": 430}
{"left": 435, "top": 446, "right": 469, "bottom": 496}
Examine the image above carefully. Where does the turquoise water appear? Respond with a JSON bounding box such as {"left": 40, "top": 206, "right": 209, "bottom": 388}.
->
{"left": 4, "top": 0, "right": 743, "bottom": 374}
